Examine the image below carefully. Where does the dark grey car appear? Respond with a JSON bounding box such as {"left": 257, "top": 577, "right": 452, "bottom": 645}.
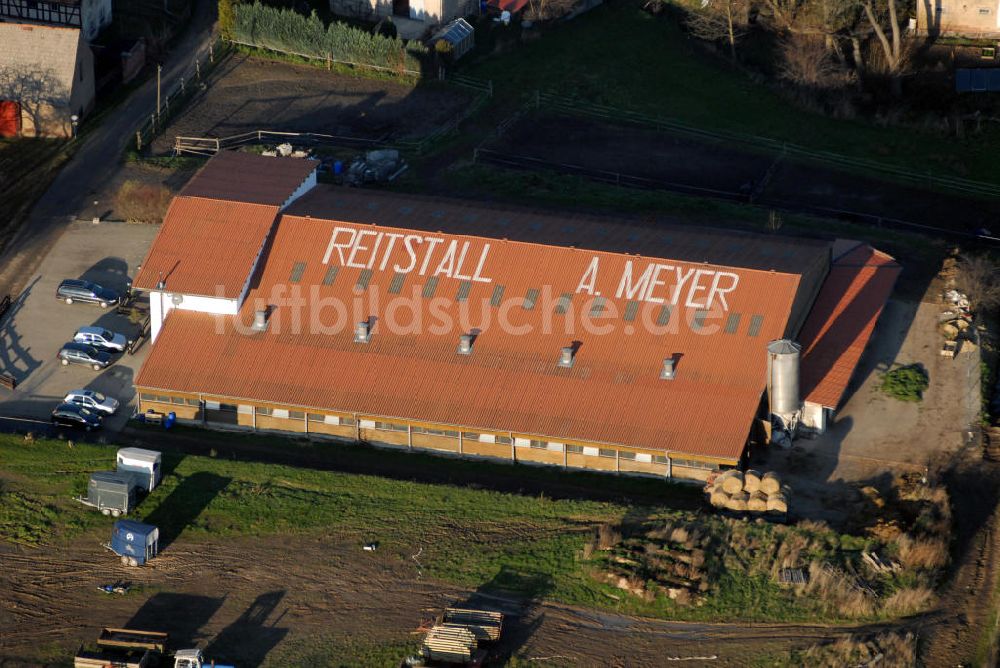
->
{"left": 55, "top": 279, "right": 120, "bottom": 308}
{"left": 58, "top": 342, "right": 112, "bottom": 370}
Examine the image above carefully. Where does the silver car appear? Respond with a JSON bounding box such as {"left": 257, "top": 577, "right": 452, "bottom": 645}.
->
{"left": 74, "top": 326, "right": 128, "bottom": 352}
{"left": 63, "top": 389, "right": 120, "bottom": 415}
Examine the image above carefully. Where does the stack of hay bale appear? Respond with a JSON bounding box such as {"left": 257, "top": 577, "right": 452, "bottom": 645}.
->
{"left": 707, "top": 470, "right": 790, "bottom": 516}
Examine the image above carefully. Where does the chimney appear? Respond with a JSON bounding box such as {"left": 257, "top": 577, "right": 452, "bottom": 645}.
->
{"left": 557, "top": 346, "right": 575, "bottom": 368}
{"left": 252, "top": 309, "right": 268, "bottom": 332}
{"left": 660, "top": 357, "right": 676, "bottom": 380}
{"left": 354, "top": 320, "right": 371, "bottom": 343}
{"left": 457, "top": 333, "right": 473, "bottom": 355}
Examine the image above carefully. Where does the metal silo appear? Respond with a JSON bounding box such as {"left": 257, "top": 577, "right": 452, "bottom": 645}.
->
{"left": 767, "top": 339, "right": 801, "bottom": 416}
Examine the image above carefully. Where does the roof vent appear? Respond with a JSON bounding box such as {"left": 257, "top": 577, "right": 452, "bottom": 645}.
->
{"left": 660, "top": 357, "right": 676, "bottom": 380}
{"left": 354, "top": 320, "right": 371, "bottom": 344}
{"left": 457, "top": 333, "right": 474, "bottom": 355}
{"left": 252, "top": 310, "right": 268, "bottom": 332}
{"left": 557, "top": 346, "right": 575, "bottom": 368}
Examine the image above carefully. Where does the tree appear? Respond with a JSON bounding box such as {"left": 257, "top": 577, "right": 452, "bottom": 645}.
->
{"left": 956, "top": 253, "right": 1000, "bottom": 313}
{"left": 860, "top": 0, "right": 908, "bottom": 94}
{"left": 685, "top": 0, "right": 752, "bottom": 60}
{"left": 778, "top": 33, "right": 854, "bottom": 88}
{"left": 218, "top": 0, "right": 240, "bottom": 40}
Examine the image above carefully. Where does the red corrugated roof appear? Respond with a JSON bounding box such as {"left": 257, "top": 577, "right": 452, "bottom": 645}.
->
{"left": 799, "top": 243, "right": 901, "bottom": 409}
{"left": 137, "top": 214, "right": 804, "bottom": 460}
{"left": 133, "top": 197, "right": 279, "bottom": 298}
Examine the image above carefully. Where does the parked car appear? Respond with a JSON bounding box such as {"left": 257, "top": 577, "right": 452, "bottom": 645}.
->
{"left": 51, "top": 402, "right": 103, "bottom": 431}
{"left": 55, "top": 279, "right": 120, "bottom": 308}
{"left": 74, "top": 326, "right": 128, "bottom": 352}
{"left": 64, "top": 389, "right": 120, "bottom": 415}
{"left": 58, "top": 342, "right": 112, "bottom": 370}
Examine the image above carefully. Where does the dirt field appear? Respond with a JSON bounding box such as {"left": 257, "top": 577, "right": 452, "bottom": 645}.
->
{"left": 0, "top": 531, "right": 928, "bottom": 668}
{"left": 486, "top": 112, "right": 1000, "bottom": 235}
{"left": 153, "top": 55, "right": 473, "bottom": 154}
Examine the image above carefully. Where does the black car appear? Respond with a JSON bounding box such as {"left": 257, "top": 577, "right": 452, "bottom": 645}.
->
{"left": 55, "top": 279, "right": 120, "bottom": 308}
{"left": 51, "top": 403, "right": 103, "bottom": 431}
{"left": 58, "top": 342, "right": 112, "bottom": 370}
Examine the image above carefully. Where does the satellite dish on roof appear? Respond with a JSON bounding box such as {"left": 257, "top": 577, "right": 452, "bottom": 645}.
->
{"left": 171, "top": 294, "right": 184, "bottom": 306}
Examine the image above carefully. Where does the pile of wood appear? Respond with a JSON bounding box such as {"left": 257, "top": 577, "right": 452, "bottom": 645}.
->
{"left": 706, "top": 470, "right": 790, "bottom": 516}
{"left": 420, "top": 608, "right": 503, "bottom": 665}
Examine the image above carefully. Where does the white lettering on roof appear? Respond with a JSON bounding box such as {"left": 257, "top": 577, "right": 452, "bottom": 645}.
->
{"left": 576, "top": 257, "right": 600, "bottom": 295}
{"left": 604, "top": 259, "right": 741, "bottom": 311}
{"left": 324, "top": 226, "right": 495, "bottom": 284}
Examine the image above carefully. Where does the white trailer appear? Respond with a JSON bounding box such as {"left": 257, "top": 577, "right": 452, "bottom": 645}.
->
{"left": 116, "top": 448, "right": 162, "bottom": 492}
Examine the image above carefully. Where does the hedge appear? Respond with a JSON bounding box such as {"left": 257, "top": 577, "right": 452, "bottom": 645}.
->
{"left": 232, "top": 3, "right": 427, "bottom": 74}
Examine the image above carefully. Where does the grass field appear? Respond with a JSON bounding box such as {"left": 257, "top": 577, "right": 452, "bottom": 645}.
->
{"left": 464, "top": 3, "right": 998, "bottom": 182}
{"left": 0, "top": 434, "right": 940, "bottom": 624}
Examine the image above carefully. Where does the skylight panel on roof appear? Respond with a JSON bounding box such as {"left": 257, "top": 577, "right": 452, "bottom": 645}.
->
{"left": 523, "top": 288, "right": 540, "bottom": 310}
{"left": 355, "top": 269, "right": 373, "bottom": 291}
{"left": 490, "top": 284, "right": 505, "bottom": 307}
{"left": 724, "top": 313, "right": 741, "bottom": 334}
{"left": 322, "top": 266, "right": 339, "bottom": 286}
{"left": 590, "top": 296, "right": 607, "bottom": 316}
{"left": 388, "top": 272, "right": 406, "bottom": 294}
{"left": 554, "top": 293, "right": 572, "bottom": 315}
{"left": 692, "top": 310, "right": 708, "bottom": 331}
{"left": 289, "top": 262, "right": 306, "bottom": 283}
{"left": 423, "top": 277, "right": 439, "bottom": 298}
{"left": 623, "top": 301, "right": 639, "bottom": 322}
{"left": 456, "top": 281, "right": 471, "bottom": 302}
{"left": 748, "top": 314, "right": 764, "bottom": 337}
{"left": 656, "top": 305, "right": 672, "bottom": 326}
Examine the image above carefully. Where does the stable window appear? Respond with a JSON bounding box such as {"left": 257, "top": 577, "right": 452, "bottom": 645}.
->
{"left": 566, "top": 445, "right": 584, "bottom": 454}
{"left": 598, "top": 448, "right": 616, "bottom": 458}
{"left": 307, "top": 413, "right": 325, "bottom": 422}
{"left": 496, "top": 436, "right": 512, "bottom": 445}
{"left": 288, "top": 410, "right": 305, "bottom": 420}
{"left": 340, "top": 417, "right": 356, "bottom": 426}
{"left": 185, "top": 398, "right": 201, "bottom": 407}
{"left": 619, "top": 451, "right": 637, "bottom": 461}
{"left": 155, "top": 395, "right": 171, "bottom": 404}
{"left": 170, "top": 396, "right": 186, "bottom": 405}
{"left": 653, "top": 455, "right": 669, "bottom": 465}
{"left": 672, "top": 458, "right": 719, "bottom": 471}
{"left": 462, "top": 432, "right": 481, "bottom": 440}
{"left": 529, "top": 440, "right": 547, "bottom": 449}
{"left": 256, "top": 407, "right": 273, "bottom": 416}
{"left": 218, "top": 403, "right": 238, "bottom": 413}
{"left": 374, "top": 421, "right": 407, "bottom": 432}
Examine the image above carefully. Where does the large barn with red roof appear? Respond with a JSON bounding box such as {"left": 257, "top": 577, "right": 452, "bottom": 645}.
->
{"left": 132, "top": 152, "right": 899, "bottom": 481}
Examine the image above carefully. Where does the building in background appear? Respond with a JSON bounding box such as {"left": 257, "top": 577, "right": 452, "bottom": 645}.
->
{"left": 132, "top": 152, "right": 898, "bottom": 482}
{"left": 0, "top": 22, "right": 95, "bottom": 137}
{"left": 917, "top": 0, "right": 1000, "bottom": 36}
{"left": 0, "top": 0, "right": 112, "bottom": 41}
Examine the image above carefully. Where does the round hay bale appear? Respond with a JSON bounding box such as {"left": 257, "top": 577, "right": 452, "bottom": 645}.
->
{"left": 747, "top": 491, "right": 768, "bottom": 512}
{"left": 721, "top": 471, "right": 744, "bottom": 494}
{"left": 766, "top": 493, "right": 788, "bottom": 514}
{"left": 743, "top": 469, "right": 762, "bottom": 493}
{"left": 760, "top": 471, "right": 782, "bottom": 495}
{"left": 709, "top": 488, "right": 730, "bottom": 508}
{"left": 726, "top": 491, "right": 750, "bottom": 511}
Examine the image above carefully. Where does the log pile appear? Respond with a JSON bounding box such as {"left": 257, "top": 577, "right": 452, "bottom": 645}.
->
{"left": 420, "top": 607, "right": 504, "bottom": 665}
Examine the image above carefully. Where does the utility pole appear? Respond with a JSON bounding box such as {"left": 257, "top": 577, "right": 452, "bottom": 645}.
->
{"left": 156, "top": 64, "right": 162, "bottom": 123}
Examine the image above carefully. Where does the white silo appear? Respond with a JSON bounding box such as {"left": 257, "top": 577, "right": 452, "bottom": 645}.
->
{"left": 766, "top": 339, "right": 802, "bottom": 418}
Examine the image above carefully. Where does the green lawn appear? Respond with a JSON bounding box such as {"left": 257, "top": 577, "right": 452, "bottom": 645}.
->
{"left": 464, "top": 3, "right": 997, "bottom": 182}
{"left": 0, "top": 434, "right": 932, "bottom": 626}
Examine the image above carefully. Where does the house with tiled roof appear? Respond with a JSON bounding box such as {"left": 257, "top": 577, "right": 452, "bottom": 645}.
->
{"left": 131, "top": 151, "right": 899, "bottom": 481}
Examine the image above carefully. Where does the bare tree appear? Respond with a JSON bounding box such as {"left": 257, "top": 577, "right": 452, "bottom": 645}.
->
{"left": 685, "top": 0, "right": 752, "bottom": 60}
{"left": 0, "top": 65, "right": 70, "bottom": 137}
{"left": 860, "top": 0, "right": 908, "bottom": 93}
{"left": 778, "top": 33, "right": 854, "bottom": 88}
{"left": 956, "top": 254, "right": 1000, "bottom": 313}
{"left": 524, "top": 0, "right": 578, "bottom": 21}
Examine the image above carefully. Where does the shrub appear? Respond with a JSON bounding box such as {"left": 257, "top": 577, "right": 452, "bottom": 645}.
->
{"left": 805, "top": 561, "right": 874, "bottom": 618}
{"left": 881, "top": 364, "right": 929, "bottom": 402}
{"left": 882, "top": 586, "right": 934, "bottom": 616}
{"left": 115, "top": 180, "right": 172, "bottom": 224}
{"left": 895, "top": 534, "right": 949, "bottom": 570}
